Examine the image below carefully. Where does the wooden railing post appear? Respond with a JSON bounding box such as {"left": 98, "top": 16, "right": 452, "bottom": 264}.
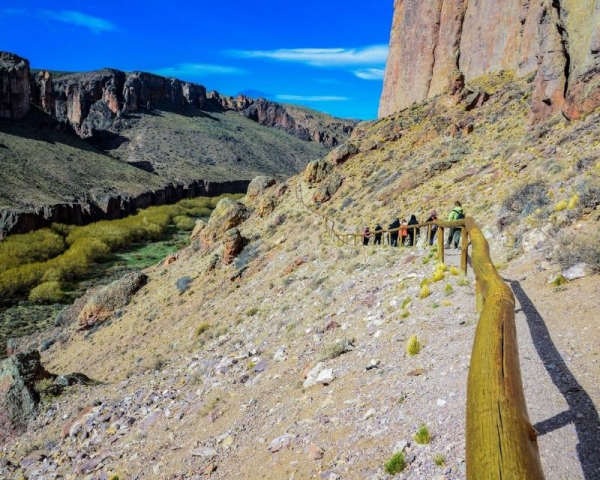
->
{"left": 461, "top": 227, "right": 468, "bottom": 275}
{"left": 438, "top": 226, "right": 445, "bottom": 263}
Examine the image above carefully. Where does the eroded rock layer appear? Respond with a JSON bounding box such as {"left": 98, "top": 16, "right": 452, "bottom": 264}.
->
{"left": 380, "top": 0, "right": 600, "bottom": 120}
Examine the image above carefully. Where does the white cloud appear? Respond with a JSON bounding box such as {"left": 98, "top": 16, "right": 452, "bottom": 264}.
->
{"left": 275, "top": 95, "right": 349, "bottom": 102}
{"left": 354, "top": 68, "right": 385, "bottom": 80}
{"left": 228, "top": 45, "right": 388, "bottom": 68}
{"left": 39, "top": 10, "right": 117, "bottom": 33}
{"left": 154, "top": 63, "right": 247, "bottom": 77}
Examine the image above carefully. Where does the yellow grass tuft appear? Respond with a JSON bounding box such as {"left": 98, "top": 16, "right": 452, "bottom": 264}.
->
{"left": 406, "top": 334, "right": 422, "bottom": 356}
{"left": 419, "top": 284, "right": 431, "bottom": 299}
{"left": 554, "top": 200, "right": 568, "bottom": 212}
{"left": 449, "top": 266, "right": 460, "bottom": 276}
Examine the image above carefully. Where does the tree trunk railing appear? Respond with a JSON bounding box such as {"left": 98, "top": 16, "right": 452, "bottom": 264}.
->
{"left": 297, "top": 184, "right": 545, "bottom": 479}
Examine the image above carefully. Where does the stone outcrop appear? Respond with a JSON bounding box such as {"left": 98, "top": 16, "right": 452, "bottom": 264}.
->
{"left": 199, "top": 198, "right": 250, "bottom": 251}
{"left": 78, "top": 272, "right": 148, "bottom": 329}
{"left": 0, "top": 179, "right": 251, "bottom": 239}
{"left": 2, "top": 55, "right": 356, "bottom": 145}
{"left": 325, "top": 142, "right": 359, "bottom": 166}
{"left": 0, "top": 52, "right": 30, "bottom": 119}
{"left": 247, "top": 176, "right": 277, "bottom": 203}
{"left": 222, "top": 228, "right": 246, "bottom": 265}
{"left": 0, "top": 350, "right": 53, "bottom": 442}
{"left": 379, "top": 0, "right": 600, "bottom": 121}
{"left": 304, "top": 160, "right": 333, "bottom": 184}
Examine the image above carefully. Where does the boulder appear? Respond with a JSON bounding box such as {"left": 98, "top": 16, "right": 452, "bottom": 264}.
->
{"left": 0, "top": 350, "right": 54, "bottom": 442}
{"left": 0, "top": 52, "right": 30, "bottom": 119}
{"left": 325, "top": 143, "right": 359, "bottom": 166}
{"left": 222, "top": 228, "right": 246, "bottom": 265}
{"left": 257, "top": 196, "right": 276, "bottom": 218}
{"left": 78, "top": 271, "right": 147, "bottom": 329}
{"left": 313, "top": 174, "right": 343, "bottom": 203}
{"left": 200, "top": 199, "right": 250, "bottom": 251}
{"left": 304, "top": 159, "right": 333, "bottom": 184}
{"left": 562, "top": 263, "right": 588, "bottom": 281}
{"left": 247, "top": 176, "right": 277, "bottom": 202}
{"left": 190, "top": 219, "right": 207, "bottom": 241}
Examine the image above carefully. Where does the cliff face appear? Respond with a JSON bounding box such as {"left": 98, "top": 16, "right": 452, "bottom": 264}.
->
{"left": 380, "top": 0, "right": 600, "bottom": 120}
{"left": 20, "top": 64, "right": 354, "bottom": 146}
{"left": 0, "top": 52, "right": 30, "bottom": 120}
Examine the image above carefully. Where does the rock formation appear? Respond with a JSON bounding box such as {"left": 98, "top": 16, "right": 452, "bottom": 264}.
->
{"left": 0, "top": 52, "right": 30, "bottom": 119}
{"left": 78, "top": 272, "right": 148, "bottom": 329}
{"left": 0, "top": 350, "right": 53, "bottom": 442}
{"left": 0, "top": 54, "right": 354, "bottom": 145}
{"left": 379, "top": 0, "right": 600, "bottom": 121}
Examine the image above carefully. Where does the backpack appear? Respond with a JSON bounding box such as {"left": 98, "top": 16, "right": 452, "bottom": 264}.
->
{"left": 453, "top": 208, "right": 465, "bottom": 220}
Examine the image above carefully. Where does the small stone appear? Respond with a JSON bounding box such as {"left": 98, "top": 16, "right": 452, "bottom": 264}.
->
{"left": 407, "top": 368, "right": 425, "bottom": 377}
{"left": 436, "top": 398, "right": 447, "bottom": 407}
{"left": 190, "top": 447, "right": 217, "bottom": 459}
{"left": 393, "top": 440, "right": 408, "bottom": 453}
{"left": 268, "top": 434, "right": 293, "bottom": 453}
{"left": 363, "top": 408, "right": 376, "bottom": 421}
{"left": 316, "top": 368, "right": 335, "bottom": 385}
{"left": 562, "top": 263, "right": 588, "bottom": 281}
{"left": 306, "top": 443, "right": 325, "bottom": 460}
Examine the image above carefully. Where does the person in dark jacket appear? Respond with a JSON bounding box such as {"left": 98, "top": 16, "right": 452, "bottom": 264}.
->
{"left": 426, "top": 211, "right": 438, "bottom": 246}
{"left": 389, "top": 217, "right": 401, "bottom": 247}
{"left": 363, "top": 226, "right": 371, "bottom": 246}
{"left": 374, "top": 223, "right": 383, "bottom": 245}
{"left": 407, "top": 215, "right": 420, "bottom": 247}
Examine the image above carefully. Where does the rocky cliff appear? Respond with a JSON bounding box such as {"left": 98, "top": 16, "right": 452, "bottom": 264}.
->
{"left": 379, "top": 0, "right": 600, "bottom": 120}
{"left": 21, "top": 61, "right": 355, "bottom": 146}
{"left": 0, "top": 53, "right": 30, "bottom": 120}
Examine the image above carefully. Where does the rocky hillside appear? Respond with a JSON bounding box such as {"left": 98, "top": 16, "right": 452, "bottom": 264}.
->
{"left": 1, "top": 69, "right": 598, "bottom": 479}
{"left": 0, "top": 52, "right": 356, "bottom": 237}
{"left": 380, "top": 0, "right": 600, "bottom": 121}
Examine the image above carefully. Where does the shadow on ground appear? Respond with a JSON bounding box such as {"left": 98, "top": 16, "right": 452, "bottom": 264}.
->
{"left": 510, "top": 280, "right": 600, "bottom": 480}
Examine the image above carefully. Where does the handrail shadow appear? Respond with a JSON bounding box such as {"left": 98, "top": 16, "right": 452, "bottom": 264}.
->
{"left": 510, "top": 280, "right": 600, "bottom": 479}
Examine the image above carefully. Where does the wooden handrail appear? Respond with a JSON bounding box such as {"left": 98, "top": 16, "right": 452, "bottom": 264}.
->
{"left": 297, "top": 183, "right": 544, "bottom": 479}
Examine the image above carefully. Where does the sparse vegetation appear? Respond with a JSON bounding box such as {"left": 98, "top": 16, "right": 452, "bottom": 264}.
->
{"left": 420, "top": 284, "right": 431, "bottom": 299}
{"left": 414, "top": 424, "right": 431, "bottom": 444}
{"left": 175, "top": 276, "right": 192, "bottom": 294}
{"left": 384, "top": 452, "right": 406, "bottom": 475}
{"left": 500, "top": 181, "right": 549, "bottom": 229}
{"left": 245, "top": 307, "right": 259, "bottom": 317}
{"left": 555, "top": 231, "right": 600, "bottom": 273}
{"left": 444, "top": 284, "right": 454, "bottom": 296}
{"left": 29, "top": 281, "right": 64, "bottom": 303}
{"left": 194, "top": 322, "right": 211, "bottom": 337}
{"left": 406, "top": 334, "right": 422, "bottom": 356}
{"left": 320, "top": 338, "right": 354, "bottom": 361}
{"left": 433, "top": 453, "right": 446, "bottom": 466}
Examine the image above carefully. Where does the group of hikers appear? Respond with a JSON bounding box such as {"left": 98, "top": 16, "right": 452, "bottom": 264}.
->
{"left": 362, "top": 201, "right": 465, "bottom": 249}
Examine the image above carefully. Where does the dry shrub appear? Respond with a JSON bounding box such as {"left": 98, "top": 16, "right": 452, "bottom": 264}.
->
{"left": 555, "top": 231, "right": 600, "bottom": 272}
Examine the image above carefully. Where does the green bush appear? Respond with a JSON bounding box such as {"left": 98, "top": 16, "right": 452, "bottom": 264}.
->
{"left": 174, "top": 215, "right": 196, "bottom": 231}
{"left": 29, "top": 281, "right": 63, "bottom": 303}
{"left": 0, "top": 229, "right": 65, "bottom": 272}
{"left": 384, "top": 452, "right": 406, "bottom": 475}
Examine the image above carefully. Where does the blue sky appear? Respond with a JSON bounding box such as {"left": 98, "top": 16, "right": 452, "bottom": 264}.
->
{"left": 0, "top": 1, "right": 393, "bottom": 120}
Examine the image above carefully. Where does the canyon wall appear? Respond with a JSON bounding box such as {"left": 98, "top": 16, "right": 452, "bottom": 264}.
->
{"left": 0, "top": 179, "right": 250, "bottom": 239}
{"left": 0, "top": 52, "right": 30, "bottom": 120}
{"left": 380, "top": 0, "right": 600, "bottom": 120}
{"left": 23, "top": 64, "right": 354, "bottom": 147}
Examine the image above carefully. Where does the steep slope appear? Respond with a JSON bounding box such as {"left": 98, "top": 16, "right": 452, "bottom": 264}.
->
{"left": 2, "top": 71, "right": 599, "bottom": 479}
{"left": 380, "top": 0, "right": 600, "bottom": 121}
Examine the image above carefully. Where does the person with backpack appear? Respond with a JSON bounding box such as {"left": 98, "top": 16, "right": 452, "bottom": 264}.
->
{"left": 374, "top": 223, "right": 383, "bottom": 245}
{"left": 389, "top": 217, "right": 401, "bottom": 247}
{"left": 407, "top": 215, "right": 420, "bottom": 246}
{"left": 426, "top": 211, "right": 438, "bottom": 245}
{"left": 400, "top": 219, "right": 408, "bottom": 245}
{"left": 446, "top": 201, "right": 465, "bottom": 249}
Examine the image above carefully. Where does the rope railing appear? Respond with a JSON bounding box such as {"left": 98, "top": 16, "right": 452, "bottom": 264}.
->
{"left": 297, "top": 183, "right": 545, "bottom": 479}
